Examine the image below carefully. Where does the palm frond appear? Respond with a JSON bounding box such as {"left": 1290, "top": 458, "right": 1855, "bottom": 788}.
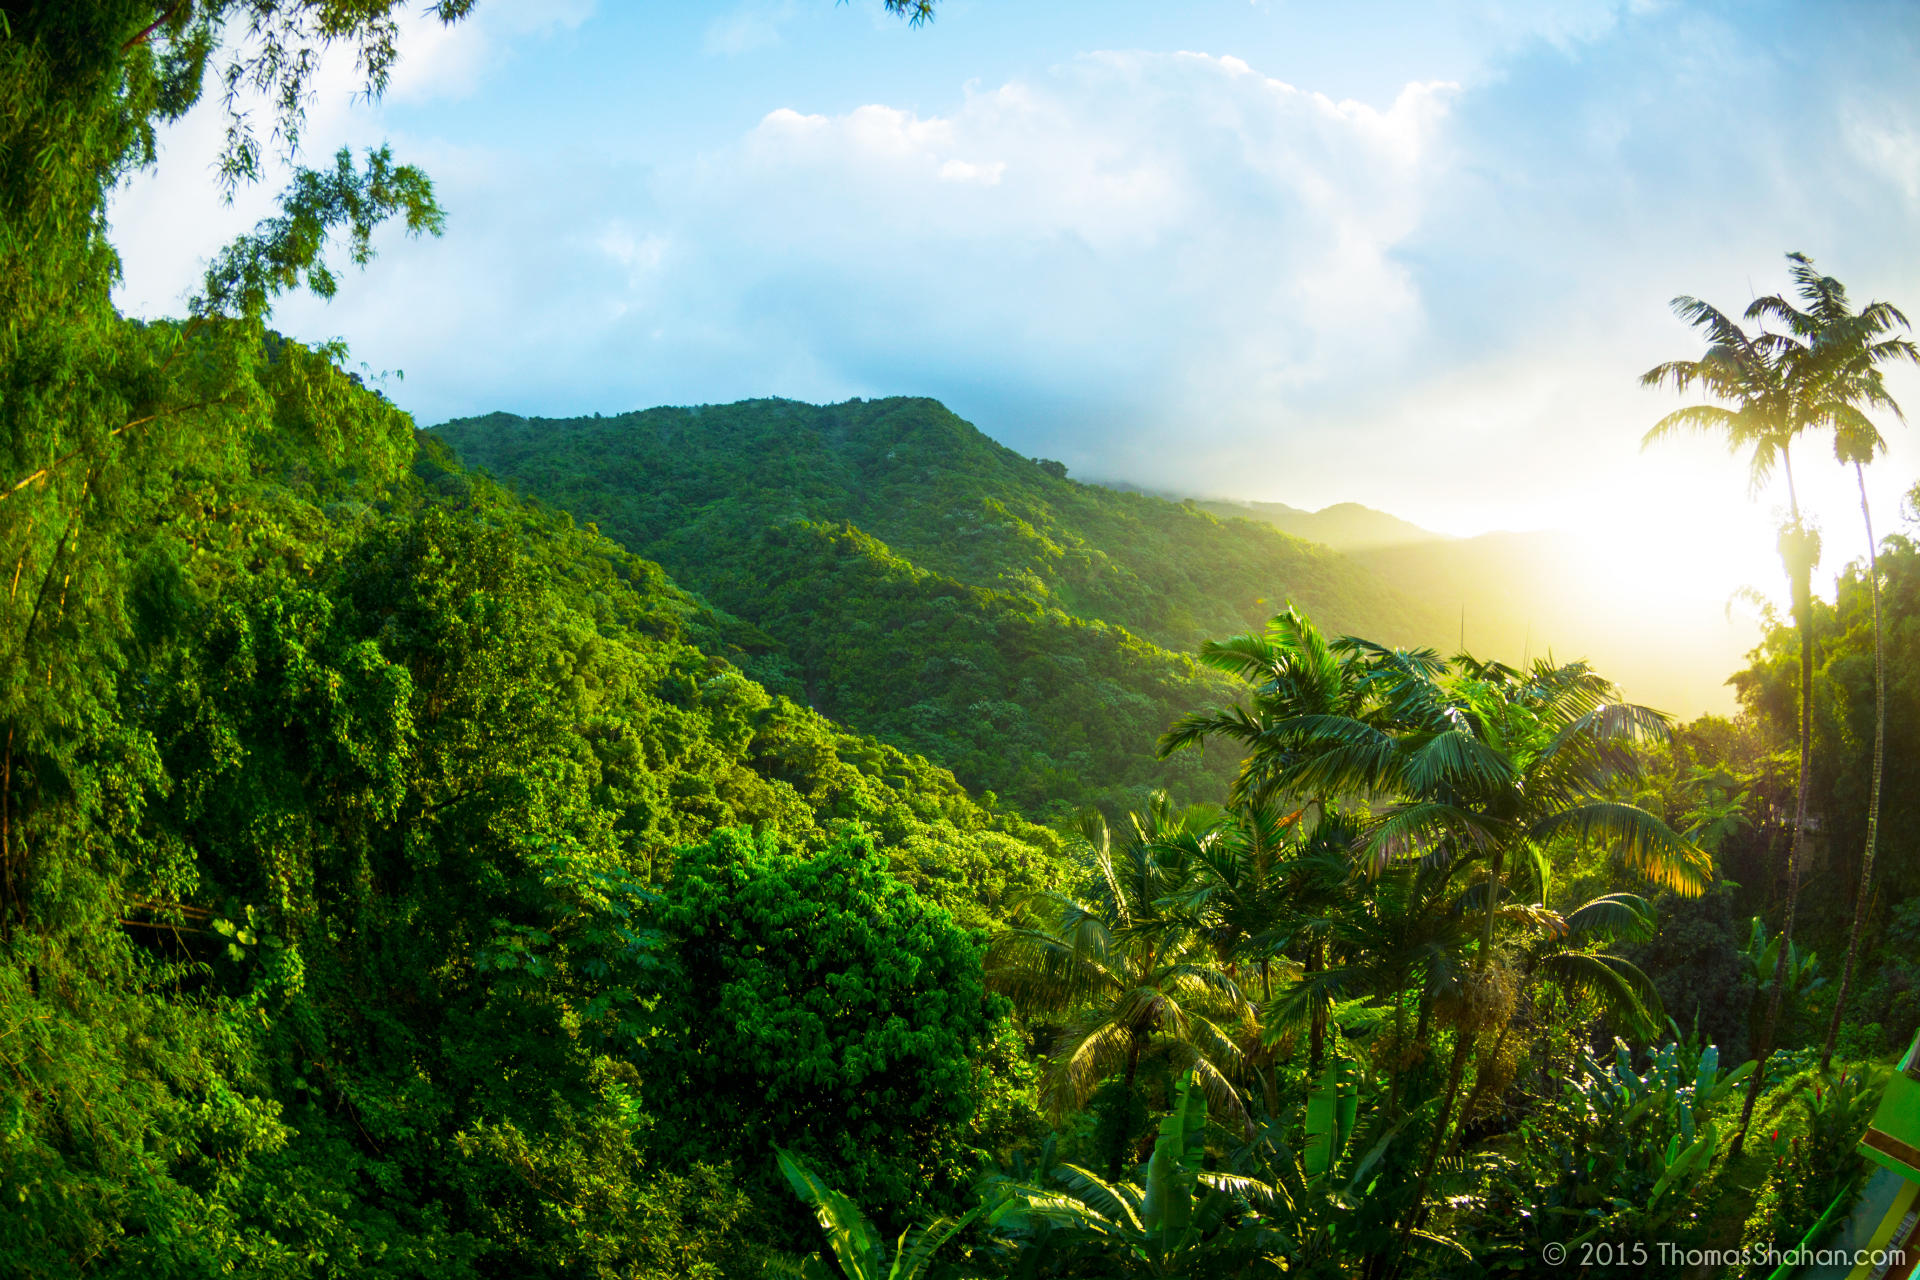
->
{"left": 986, "top": 921, "right": 1118, "bottom": 1013}
{"left": 1401, "top": 729, "right": 1516, "bottom": 794}
{"left": 1530, "top": 801, "right": 1710, "bottom": 896}
{"left": 1042, "top": 1014, "right": 1136, "bottom": 1118}
{"left": 1051, "top": 1163, "right": 1144, "bottom": 1232}
{"left": 1159, "top": 705, "right": 1263, "bottom": 757}
{"left": 1563, "top": 892, "right": 1655, "bottom": 943}
{"left": 1640, "top": 403, "right": 1743, "bottom": 450}
{"left": 1535, "top": 951, "right": 1663, "bottom": 1038}
{"left": 1359, "top": 801, "right": 1499, "bottom": 875}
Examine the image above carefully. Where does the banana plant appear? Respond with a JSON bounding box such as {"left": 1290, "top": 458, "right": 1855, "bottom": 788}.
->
{"left": 1471, "top": 1033, "right": 1755, "bottom": 1258}
{"left": 1742, "top": 916, "right": 1826, "bottom": 1049}
{"left": 1251, "top": 1057, "right": 1460, "bottom": 1273}
{"left": 1743, "top": 916, "right": 1825, "bottom": 1003}
{"left": 987, "top": 1069, "right": 1294, "bottom": 1277}
{"left": 772, "top": 1147, "right": 984, "bottom": 1280}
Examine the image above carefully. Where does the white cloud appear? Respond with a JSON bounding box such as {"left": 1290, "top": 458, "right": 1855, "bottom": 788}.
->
{"left": 389, "top": 0, "right": 595, "bottom": 102}
{"left": 677, "top": 52, "right": 1458, "bottom": 420}
{"left": 1847, "top": 112, "right": 1920, "bottom": 209}
{"left": 704, "top": 2, "right": 796, "bottom": 57}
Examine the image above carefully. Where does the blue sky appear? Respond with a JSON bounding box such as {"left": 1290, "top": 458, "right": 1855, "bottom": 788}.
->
{"left": 111, "top": 0, "right": 1920, "bottom": 621}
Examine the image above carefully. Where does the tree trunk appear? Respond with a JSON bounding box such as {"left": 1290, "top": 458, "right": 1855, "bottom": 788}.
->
{"left": 1823, "top": 463, "right": 1885, "bottom": 1071}
{"left": 1456, "top": 1014, "right": 1520, "bottom": 1146}
{"left": 1734, "top": 517, "right": 1816, "bottom": 1155}
{"left": 1107, "top": 1037, "right": 1142, "bottom": 1179}
{"left": 1308, "top": 939, "right": 1326, "bottom": 1074}
{"left": 1390, "top": 1028, "right": 1475, "bottom": 1278}
{"left": 1388, "top": 984, "right": 1411, "bottom": 1116}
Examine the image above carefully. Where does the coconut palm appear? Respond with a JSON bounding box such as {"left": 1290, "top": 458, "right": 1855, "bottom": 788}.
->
{"left": 1745, "top": 253, "right": 1919, "bottom": 1069}
{"left": 987, "top": 797, "right": 1258, "bottom": 1177}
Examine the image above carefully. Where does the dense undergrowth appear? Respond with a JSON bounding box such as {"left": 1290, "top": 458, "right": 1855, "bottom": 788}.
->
{"left": 435, "top": 400, "right": 1447, "bottom": 819}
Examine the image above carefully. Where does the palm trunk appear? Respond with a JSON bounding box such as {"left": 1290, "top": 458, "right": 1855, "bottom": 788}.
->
{"left": 1735, "top": 501, "right": 1817, "bottom": 1155}
{"left": 1388, "top": 984, "right": 1410, "bottom": 1115}
{"left": 1107, "top": 1038, "right": 1142, "bottom": 1179}
{"left": 1456, "top": 1015, "right": 1519, "bottom": 1145}
{"left": 1390, "top": 1028, "right": 1474, "bottom": 1278}
{"left": 1307, "top": 940, "right": 1326, "bottom": 1074}
{"left": 1823, "top": 462, "right": 1885, "bottom": 1071}
{"left": 1481, "top": 850, "right": 1502, "bottom": 961}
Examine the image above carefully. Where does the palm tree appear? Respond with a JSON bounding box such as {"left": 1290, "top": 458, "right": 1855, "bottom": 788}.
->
{"left": 1745, "top": 253, "right": 1918, "bottom": 1070}
{"left": 987, "top": 798, "right": 1257, "bottom": 1177}
{"left": 1456, "top": 891, "right": 1665, "bottom": 1125}
{"left": 1166, "top": 796, "right": 1358, "bottom": 1080}
{"left": 1172, "top": 623, "right": 1704, "bottom": 1258}
{"left": 1160, "top": 605, "right": 1364, "bottom": 813}
{"left": 1160, "top": 608, "right": 1376, "bottom": 1085}
{"left": 1642, "top": 288, "right": 1823, "bottom": 1151}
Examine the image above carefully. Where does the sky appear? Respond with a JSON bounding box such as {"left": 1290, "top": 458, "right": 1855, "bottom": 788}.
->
{"left": 109, "top": 0, "right": 1920, "bottom": 634}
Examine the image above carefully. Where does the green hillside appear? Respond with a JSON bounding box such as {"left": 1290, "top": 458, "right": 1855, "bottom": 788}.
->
{"left": 0, "top": 320, "right": 1066, "bottom": 1273}
{"left": 433, "top": 396, "right": 1449, "bottom": 816}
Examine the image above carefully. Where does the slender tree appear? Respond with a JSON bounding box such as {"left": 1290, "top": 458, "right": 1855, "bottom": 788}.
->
{"left": 1641, "top": 290, "right": 1822, "bottom": 1152}
{"left": 1745, "top": 255, "right": 1917, "bottom": 1069}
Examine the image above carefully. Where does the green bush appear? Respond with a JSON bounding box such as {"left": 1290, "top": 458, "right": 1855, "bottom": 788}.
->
{"left": 649, "top": 827, "right": 1007, "bottom": 1220}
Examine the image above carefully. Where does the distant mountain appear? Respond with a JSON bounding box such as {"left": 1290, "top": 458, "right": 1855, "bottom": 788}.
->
{"left": 1194, "top": 499, "right": 1446, "bottom": 552}
{"left": 432, "top": 397, "right": 1454, "bottom": 816}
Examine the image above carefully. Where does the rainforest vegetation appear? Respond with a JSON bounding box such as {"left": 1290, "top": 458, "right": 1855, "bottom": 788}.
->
{"left": 4, "top": 3, "right": 1919, "bottom": 1278}
{"left": 435, "top": 399, "right": 1447, "bottom": 819}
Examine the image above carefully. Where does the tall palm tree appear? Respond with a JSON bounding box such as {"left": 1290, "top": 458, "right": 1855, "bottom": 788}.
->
{"left": 1746, "top": 253, "right": 1918, "bottom": 1069}
{"left": 1642, "top": 289, "right": 1822, "bottom": 1151}
{"left": 1160, "top": 608, "right": 1377, "bottom": 1085}
{"left": 1166, "top": 796, "right": 1359, "bottom": 1079}
{"left": 987, "top": 798, "right": 1257, "bottom": 1177}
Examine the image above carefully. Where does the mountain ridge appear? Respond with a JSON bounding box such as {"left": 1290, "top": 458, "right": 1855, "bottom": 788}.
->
{"left": 431, "top": 396, "right": 1457, "bottom": 815}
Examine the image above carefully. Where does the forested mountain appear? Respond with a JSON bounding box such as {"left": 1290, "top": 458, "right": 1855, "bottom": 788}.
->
{"left": 433, "top": 397, "right": 1450, "bottom": 817}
